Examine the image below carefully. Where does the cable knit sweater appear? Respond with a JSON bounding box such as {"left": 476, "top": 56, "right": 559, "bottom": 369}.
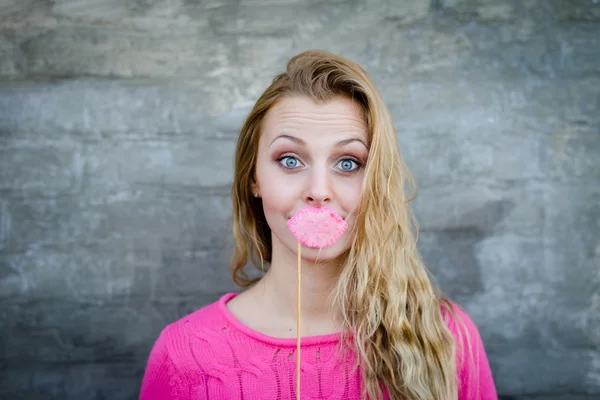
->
{"left": 139, "top": 292, "right": 497, "bottom": 399}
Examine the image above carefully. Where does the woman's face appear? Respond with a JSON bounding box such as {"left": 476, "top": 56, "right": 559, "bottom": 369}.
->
{"left": 253, "top": 95, "right": 369, "bottom": 263}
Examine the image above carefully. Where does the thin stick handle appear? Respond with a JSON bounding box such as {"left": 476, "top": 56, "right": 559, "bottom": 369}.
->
{"left": 296, "top": 241, "right": 301, "bottom": 400}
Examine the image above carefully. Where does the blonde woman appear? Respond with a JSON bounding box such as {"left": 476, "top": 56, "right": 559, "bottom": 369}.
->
{"left": 140, "top": 50, "right": 498, "bottom": 400}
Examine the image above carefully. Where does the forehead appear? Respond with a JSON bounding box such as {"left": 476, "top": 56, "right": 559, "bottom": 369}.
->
{"left": 261, "top": 95, "right": 368, "bottom": 140}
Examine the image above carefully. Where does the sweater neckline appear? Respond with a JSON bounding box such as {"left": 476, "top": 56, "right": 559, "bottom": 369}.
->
{"left": 217, "top": 292, "right": 347, "bottom": 348}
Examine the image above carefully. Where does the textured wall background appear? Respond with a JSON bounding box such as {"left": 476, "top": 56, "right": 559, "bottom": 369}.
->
{"left": 0, "top": 0, "right": 599, "bottom": 399}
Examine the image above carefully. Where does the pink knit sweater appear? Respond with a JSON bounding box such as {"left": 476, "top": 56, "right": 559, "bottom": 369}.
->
{"left": 139, "top": 293, "right": 497, "bottom": 399}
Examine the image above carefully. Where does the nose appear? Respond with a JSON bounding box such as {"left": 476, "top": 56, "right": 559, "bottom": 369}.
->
{"left": 304, "top": 166, "right": 332, "bottom": 206}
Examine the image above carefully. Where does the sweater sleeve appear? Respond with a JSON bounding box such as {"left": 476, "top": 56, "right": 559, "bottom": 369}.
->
{"left": 448, "top": 305, "right": 499, "bottom": 400}
{"left": 139, "top": 327, "right": 178, "bottom": 400}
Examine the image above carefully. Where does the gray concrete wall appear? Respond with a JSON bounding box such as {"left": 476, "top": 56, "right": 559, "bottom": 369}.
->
{"left": 0, "top": 0, "right": 598, "bottom": 399}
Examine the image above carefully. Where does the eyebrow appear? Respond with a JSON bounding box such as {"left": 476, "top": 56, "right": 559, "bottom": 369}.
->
{"left": 270, "top": 134, "right": 368, "bottom": 149}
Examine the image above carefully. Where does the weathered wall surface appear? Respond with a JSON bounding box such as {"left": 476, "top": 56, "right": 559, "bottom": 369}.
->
{"left": 0, "top": 0, "right": 598, "bottom": 399}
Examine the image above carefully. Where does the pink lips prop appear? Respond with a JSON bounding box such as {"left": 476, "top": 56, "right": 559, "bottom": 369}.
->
{"left": 287, "top": 207, "right": 348, "bottom": 248}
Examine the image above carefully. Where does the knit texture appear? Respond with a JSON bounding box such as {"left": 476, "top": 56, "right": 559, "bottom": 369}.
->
{"left": 139, "top": 292, "right": 498, "bottom": 399}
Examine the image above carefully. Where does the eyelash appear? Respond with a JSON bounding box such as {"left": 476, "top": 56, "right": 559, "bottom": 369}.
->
{"left": 276, "top": 155, "right": 363, "bottom": 173}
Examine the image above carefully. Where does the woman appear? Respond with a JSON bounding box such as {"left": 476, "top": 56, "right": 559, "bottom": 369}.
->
{"left": 139, "top": 50, "right": 498, "bottom": 399}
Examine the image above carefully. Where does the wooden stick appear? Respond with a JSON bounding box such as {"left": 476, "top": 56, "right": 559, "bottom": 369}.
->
{"left": 297, "top": 241, "right": 301, "bottom": 400}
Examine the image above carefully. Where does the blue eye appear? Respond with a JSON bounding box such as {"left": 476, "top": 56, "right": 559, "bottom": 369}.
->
{"left": 279, "top": 156, "right": 301, "bottom": 169}
{"left": 338, "top": 158, "right": 360, "bottom": 172}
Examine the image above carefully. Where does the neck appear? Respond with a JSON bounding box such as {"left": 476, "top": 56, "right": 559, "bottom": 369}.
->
{"left": 253, "top": 240, "right": 344, "bottom": 336}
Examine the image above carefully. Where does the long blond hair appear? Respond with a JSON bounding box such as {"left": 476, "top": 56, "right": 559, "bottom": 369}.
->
{"left": 230, "top": 50, "right": 461, "bottom": 399}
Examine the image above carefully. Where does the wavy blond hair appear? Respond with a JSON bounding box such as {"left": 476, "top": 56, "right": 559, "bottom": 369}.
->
{"left": 230, "top": 50, "right": 466, "bottom": 400}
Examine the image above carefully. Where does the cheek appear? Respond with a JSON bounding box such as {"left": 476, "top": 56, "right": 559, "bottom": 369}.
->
{"left": 256, "top": 168, "right": 296, "bottom": 215}
{"left": 256, "top": 159, "right": 283, "bottom": 194}
{"left": 261, "top": 190, "right": 286, "bottom": 214}
{"left": 335, "top": 177, "right": 364, "bottom": 211}
{"left": 258, "top": 171, "right": 291, "bottom": 201}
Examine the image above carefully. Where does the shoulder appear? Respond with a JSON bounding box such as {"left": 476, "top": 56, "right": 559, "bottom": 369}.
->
{"left": 440, "top": 300, "right": 499, "bottom": 400}
{"left": 139, "top": 293, "right": 239, "bottom": 398}
{"left": 158, "top": 292, "right": 237, "bottom": 351}
{"left": 143, "top": 292, "right": 237, "bottom": 371}
{"left": 440, "top": 301, "right": 482, "bottom": 351}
